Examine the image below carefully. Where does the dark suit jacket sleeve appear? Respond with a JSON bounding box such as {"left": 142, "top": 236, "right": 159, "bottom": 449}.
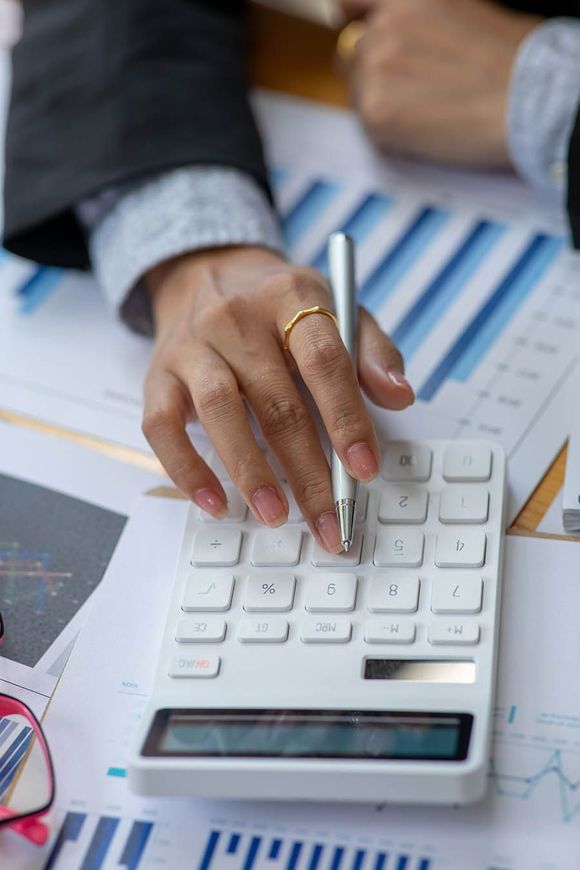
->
{"left": 2, "top": 0, "right": 268, "bottom": 269}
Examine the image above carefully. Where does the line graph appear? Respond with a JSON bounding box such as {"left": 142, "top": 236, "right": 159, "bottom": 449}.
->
{"left": 490, "top": 743, "right": 580, "bottom": 824}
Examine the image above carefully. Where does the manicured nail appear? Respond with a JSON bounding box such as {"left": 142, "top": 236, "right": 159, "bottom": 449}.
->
{"left": 252, "top": 486, "right": 287, "bottom": 526}
{"left": 193, "top": 487, "right": 228, "bottom": 519}
{"left": 386, "top": 368, "right": 414, "bottom": 393}
{"left": 316, "top": 511, "right": 343, "bottom": 554}
{"left": 346, "top": 441, "right": 379, "bottom": 481}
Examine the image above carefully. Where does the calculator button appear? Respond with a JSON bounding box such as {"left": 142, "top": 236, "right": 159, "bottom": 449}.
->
{"left": 169, "top": 654, "right": 220, "bottom": 678}
{"left": 443, "top": 443, "right": 492, "bottom": 482}
{"left": 191, "top": 529, "right": 242, "bottom": 567}
{"left": 367, "top": 575, "right": 419, "bottom": 613}
{"left": 198, "top": 486, "right": 248, "bottom": 523}
{"left": 301, "top": 618, "right": 352, "bottom": 643}
{"left": 439, "top": 488, "right": 489, "bottom": 524}
{"left": 356, "top": 491, "right": 369, "bottom": 524}
{"left": 238, "top": 618, "right": 289, "bottom": 643}
{"left": 175, "top": 618, "right": 226, "bottom": 643}
{"left": 378, "top": 486, "right": 428, "bottom": 524}
{"left": 182, "top": 572, "right": 234, "bottom": 612}
{"left": 305, "top": 574, "right": 357, "bottom": 612}
{"left": 431, "top": 576, "right": 483, "bottom": 614}
{"left": 244, "top": 574, "right": 296, "bottom": 612}
{"left": 251, "top": 529, "right": 302, "bottom": 567}
{"left": 205, "top": 449, "right": 230, "bottom": 481}
{"left": 428, "top": 621, "right": 480, "bottom": 645}
{"left": 373, "top": 530, "right": 424, "bottom": 567}
{"left": 364, "top": 619, "right": 416, "bottom": 644}
{"left": 435, "top": 531, "right": 486, "bottom": 568}
{"left": 311, "top": 530, "right": 363, "bottom": 567}
{"left": 382, "top": 442, "right": 432, "bottom": 482}
{"left": 281, "top": 484, "right": 303, "bottom": 523}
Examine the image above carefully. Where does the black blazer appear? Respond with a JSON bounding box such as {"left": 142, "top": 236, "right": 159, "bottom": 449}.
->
{"left": 3, "top": 0, "right": 580, "bottom": 267}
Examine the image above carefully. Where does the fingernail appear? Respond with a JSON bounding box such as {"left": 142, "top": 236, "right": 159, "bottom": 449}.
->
{"left": 386, "top": 368, "right": 414, "bottom": 393}
{"left": 346, "top": 441, "right": 379, "bottom": 481}
{"left": 316, "top": 511, "right": 343, "bottom": 554}
{"left": 252, "top": 486, "right": 287, "bottom": 526}
{"left": 193, "top": 487, "right": 228, "bottom": 519}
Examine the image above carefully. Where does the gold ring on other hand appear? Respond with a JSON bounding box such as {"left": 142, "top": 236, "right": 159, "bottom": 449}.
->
{"left": 283, "top": 306, "right": 339, "bottom": 351}
{"left": 336, "top": 20, "right": 366, "bottom": 63}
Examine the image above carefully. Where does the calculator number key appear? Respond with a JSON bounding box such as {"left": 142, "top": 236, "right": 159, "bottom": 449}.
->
{"left": 431, "top": 576, "right": 483, "bottom": 614}
{"left": 169, "top": 655, "right": 220, "bottom": 678}
{"left": 374, "top": 530, "right": 424, "bottom": 567}
{"left": 439, "top": 488, "right": 489, "bottom": 524}
{"left": 182, "top": 572, "right": 234, "bottom": 612}
{"left": 244, "top": 574, "right": 296, "bottom": 612}
{"left": 175, "top": 618, "right": 226, "bottom": 643}
{"left": 382, "top": 443, "right": 432, "bottom": 482}
{"left": 305, "top": 574, "right": 357, "bottom": 612}
{"left": 428, "top": 621, "right": 480, "bottom": 645}
{"left": 364, "top": 619, "right": 416, "bottom": 644}
{"left": 435, "top": 531, "right": 486, "bottom": 568}
{"left": 301, "top": 618, "right": 352, "bottom": 643}
{"left": 238, "top": 618, "right": 289, "bottom": 643}
{"left": 379, "top": 486, "right": 428, "bottom": 524}
{"left": 443, "top": 443, "right": 492, "bottom": 482}
{"left": 368, "top": 575, "right": 419, "bottom": 613}
{"left": 191, "top": 529, "right": 242, "bottom": 567}
{"left": 251, "top": 529, "right": 302, "bottom": 567}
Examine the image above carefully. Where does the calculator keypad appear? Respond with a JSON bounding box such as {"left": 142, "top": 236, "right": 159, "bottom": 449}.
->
{"left": 168, "top": 441, "right": 504, "bottom": 678}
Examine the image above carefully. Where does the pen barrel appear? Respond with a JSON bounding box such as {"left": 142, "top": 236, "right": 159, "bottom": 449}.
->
{"left": 328, "top": 232, "right": 357, "bottom": 355}
{"left": 332, "top": 452, "right": 358, "bottom": 502}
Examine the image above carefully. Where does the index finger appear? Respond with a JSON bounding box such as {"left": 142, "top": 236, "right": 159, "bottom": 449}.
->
{"left": 285, "top": 312, "right": 381, "bottom": 483}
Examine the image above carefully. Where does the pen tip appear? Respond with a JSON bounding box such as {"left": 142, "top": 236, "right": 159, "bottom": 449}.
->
{"left": 342, "top": 541, "right": 350, "bottom": 552}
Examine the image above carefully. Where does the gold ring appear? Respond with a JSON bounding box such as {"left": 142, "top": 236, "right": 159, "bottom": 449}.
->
{"left": 336, "top": 21, "right": 366, "bottom": 63}
{"left": 283, "top": 306, "right": 339, "bottom": 351}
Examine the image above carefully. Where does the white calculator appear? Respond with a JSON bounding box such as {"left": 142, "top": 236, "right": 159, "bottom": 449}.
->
{"left": 129, "top": 439, "right": 506, "bottom": 806}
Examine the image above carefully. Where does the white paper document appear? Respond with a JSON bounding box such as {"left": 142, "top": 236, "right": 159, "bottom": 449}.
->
{"left": 1, "top": 55, "right": 578, "bottom": 515}
{"left": 563, "top": 400, "right": 580, "bottom": 531}
{"left": 6, "top": 496, "right": 577, "bottom": 870}
{"left": 0, "top": 422, "right": 162, "bottom": 711}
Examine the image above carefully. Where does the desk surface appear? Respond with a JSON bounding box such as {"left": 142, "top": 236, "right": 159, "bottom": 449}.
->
{"left": 1, "top": 4, "right": 566, "bottom": 537}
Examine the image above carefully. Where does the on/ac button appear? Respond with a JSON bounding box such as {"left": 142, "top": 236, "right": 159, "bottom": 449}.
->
{"left": 168, "top": 655, "right": 220, "bottom": 678}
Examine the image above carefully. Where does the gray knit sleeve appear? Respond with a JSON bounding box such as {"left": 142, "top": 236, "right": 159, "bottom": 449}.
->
{"left": 507, "top": 18, "right": 580, "bottom": 197}
{"left": 76, "top": 166, "right": 284, "bottom": 336}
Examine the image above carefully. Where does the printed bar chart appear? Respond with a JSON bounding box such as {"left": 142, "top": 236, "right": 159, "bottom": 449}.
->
{"left": 391, "top": 219, "right": 506, "bottom": 363}
{"left": 15, "top": 265, "right": 64, "bottom": 315}
{"left": 310, "top": 192, "right": 394, "bottom": 273}
{"left": 282, "top": 179, "right": 340, "bottom": 248}
{"left": 358, "top": 206, "right": 450, "bottom": 312}
{"left": 198, "top": 827, "right": 431, "bottom": 870}
{"left": 0, "top": 718, "right": 33, "bottom": 797}
{"left": 417, "top": 233, "right": 564, "bottom": 401}
{"left": 45, "top": 811, "right": 154, "bottom": 870}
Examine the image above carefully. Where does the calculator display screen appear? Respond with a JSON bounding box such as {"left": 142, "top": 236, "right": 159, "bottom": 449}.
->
{"left": 144, "top": 710, "right": 473, "bottom": 761}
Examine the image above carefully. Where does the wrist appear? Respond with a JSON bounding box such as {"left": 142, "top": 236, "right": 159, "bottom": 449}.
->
{"left": 145, "top": 245, "right": 287, "bottom": 331}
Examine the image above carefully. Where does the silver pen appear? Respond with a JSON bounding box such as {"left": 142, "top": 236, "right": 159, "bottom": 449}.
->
{"left": 327, "top": 232, "right": 358, "bottom": 552}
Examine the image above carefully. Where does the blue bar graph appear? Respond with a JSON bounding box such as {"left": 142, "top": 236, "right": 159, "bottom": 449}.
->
{"left": 359, "top": 206, "right": 450, "bottom": 313}
{"left": 119, "top": 821, "right": 154, "bottom": 870}
{"left": 508, "top": 705, "right": 517, "bottom": 725}
{"left": 242, "top": 835, "right": 262, "bottom": 870}
{"left": 392, "top": 220, "right": 505, "bottom": 362}
{"left": 418, "top": 233, "right": 564, "bottom": 401}
{"left": 0, "top": 719, "right": 17, "bottom": 748}
{"left": 286, "top": 841, "right": 304, "bottom": 869}
{"left": 15, "top": 266, "right": 64, "bottom": 315}
{"left": 197, "top": 828, "right": 433, "bottom": 870}
{"left": 307, "top": 843, "right": 324, "bottom": 869}
{"left": 310, "top": 193, "right": 394, "bottom": 272}
{"left": 0, "top": 726, "right": 33, "bottom": 796}
{"left": 269, "top": 839, "right": 283, "bottom": 859}
{"left": 45, "top": 812, "right": 87, "bottom": 870}
{"left": 80, "top": 816, "right": 120, "bottom": 870}
{"left": 282, "top": 180, "right": 340, "bottom": 247}
{"left": 107, "top": 766, "right": 127, "bottom": 778}
{"left": 228, "top": 832, "right": 242, "bottom": 853}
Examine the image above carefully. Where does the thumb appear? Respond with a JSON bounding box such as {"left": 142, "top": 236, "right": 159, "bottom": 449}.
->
{"left": 357, "top": 307, "right": 415, "bottom": 410}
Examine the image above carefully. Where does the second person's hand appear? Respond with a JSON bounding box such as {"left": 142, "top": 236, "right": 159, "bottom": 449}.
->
{"left": 142, "top": 245, "right": 414, "bottom": 553}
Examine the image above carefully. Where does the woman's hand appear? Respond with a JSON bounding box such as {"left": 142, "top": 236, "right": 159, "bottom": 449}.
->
{"left": 142, "top": 245, "right": 414, "bottom": 552}
{"left": 339, "top": 0, "right": 541, "bottom": 167}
